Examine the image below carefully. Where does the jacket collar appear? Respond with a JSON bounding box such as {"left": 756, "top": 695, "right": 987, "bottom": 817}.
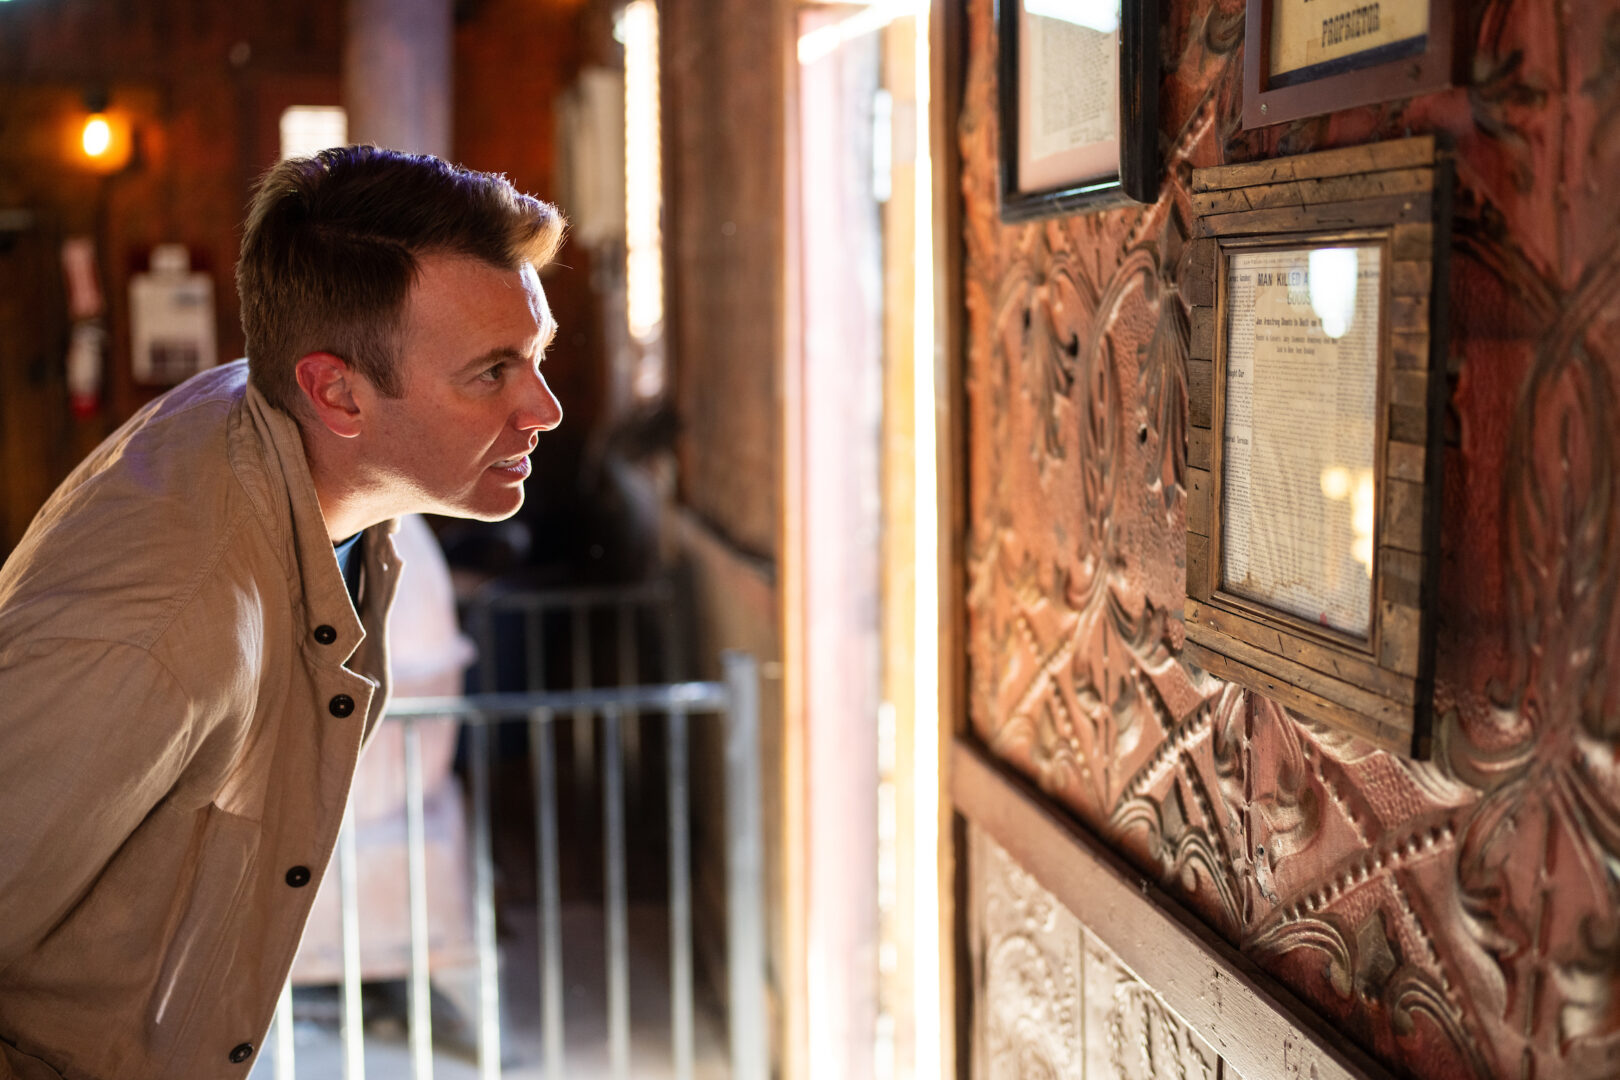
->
{"left": 233, "top": 372, "right": 399, "bottom": 667}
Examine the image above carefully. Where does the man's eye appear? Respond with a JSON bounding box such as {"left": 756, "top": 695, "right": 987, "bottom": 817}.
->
{"left": 478, "top": 363, "right": 506, "bottom": 382}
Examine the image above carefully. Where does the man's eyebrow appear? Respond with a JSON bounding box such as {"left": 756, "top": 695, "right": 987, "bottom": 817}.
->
{"left": 453, "top": 346, "right": 526, "bottom": 378}
{"left": 453, "top": 321, "right": 558, "bottom": 378}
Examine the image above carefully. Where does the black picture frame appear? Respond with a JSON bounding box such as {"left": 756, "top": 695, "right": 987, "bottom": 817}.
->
{"left": 1243, "top": 0, "right": 1461, "bottom": 129}
{"left": 996, "top": 0, "right": 1160, "bottom": 222}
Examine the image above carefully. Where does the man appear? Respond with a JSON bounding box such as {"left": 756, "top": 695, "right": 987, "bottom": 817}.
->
{"left": 0, "top": 146, "right": 565, "bottom": 1078}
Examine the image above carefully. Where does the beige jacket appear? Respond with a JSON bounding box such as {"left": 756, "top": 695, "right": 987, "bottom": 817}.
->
{"left": 0, "top": 361, "right": 401, "bottom": 1079}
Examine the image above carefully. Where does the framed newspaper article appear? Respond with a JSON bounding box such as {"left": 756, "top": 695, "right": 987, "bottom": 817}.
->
{"left": 996, "top": 0, "right": 1160, "bottom": 221}
{"left": 1244, "top": 0, "right": 1462, "bottom": 128}
{"left": 1181, "top": 137, "right": 1451, "bottom": 757}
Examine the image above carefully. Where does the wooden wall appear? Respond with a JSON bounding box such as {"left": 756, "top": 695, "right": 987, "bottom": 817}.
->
{"left": 664, "top": 0, "right": 787, "bottom": 561}
{"left": 959, "top": 0, "right": 1620, "bottom": 1077}
{"left": 660, "top": 0, "right": 791, "bottom": 1052}
{"left": 0, "top": 0, "right": 341, "bottom": 548}
{"left": 0, "top": 0, "right": 600, "bottom": 555}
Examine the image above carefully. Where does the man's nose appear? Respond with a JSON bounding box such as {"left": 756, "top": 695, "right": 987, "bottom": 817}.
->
{"left": 515, "top": 369, "right": 562, "bottom": 432}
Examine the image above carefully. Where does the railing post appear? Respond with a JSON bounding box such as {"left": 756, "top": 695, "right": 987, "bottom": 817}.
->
{"left": 603, "top": 704, "right": 631, "bottom": 1080}
{"left": 338, "top": 803, "right": 366, "bottom": 1080}
{"left": 468, "top": 718, "right": 502, "bottom": 1079}
{"left": 273, "top": 980, "right": 295, "bottom": 1080}
{"left": 403, "top": 722, "right": 434, "bottom": 1080}
{"left": 722, "top": 651, "right": 768, "bottom": 1080}
{"left": 530, "top": 708, "right": 566, "bottom": 1080}
{"left": 667, "top": 704, "right": 695, "bottom": 1080}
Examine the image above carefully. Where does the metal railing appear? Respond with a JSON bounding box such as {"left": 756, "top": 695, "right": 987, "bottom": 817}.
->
{"left": 465, "top": 581, "right": 685, "bottom": 792}
{"left": 266, "top": 651, "right": 765, "bottom": 1080}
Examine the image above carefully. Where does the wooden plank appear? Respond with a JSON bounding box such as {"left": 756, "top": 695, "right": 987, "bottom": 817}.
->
{"left": 1190, "top": 168, "right": 1433, "bottom": 217}
{"left": 1384, "top": 478, "right": 1426, "bottom": 552}
{"left": 1192, "top": 136, "right": 1435, "bottom": 193}
{"left": 1188, "top": 426, "right": 1211, "bottom": 469}
{"left": 1193, "top": 187, "right": 1259, "bottom": 214}
{"left": 1183, "top": 239, "right": 1216, "bottom": 307}
{"left": 1183, "top": 640, "right": 1412, "bottom": 752}
{"left": 1391, "top": 295, "right": 1430, "bottom": 333}
{"left": 952, "top": 739, "right": 1403, "bottom": 1080}
{"left": 1378, "top": 601, "right": 1423, "bottom": 678}
{"left": 1390, "top": 260, "right": 1432, "bottom": 296}
{"left": 1392, "top": 370, "right": 1428, "bottom": 408}
{"left": 1199, "top": 193, "right": 1433, "bottom": 238}
{"left": 1184, "top": 598, "right": 1416, "bottom": 704}
{"left": 1387, "top": 440, "right": 1426, "bottom": 483}
{"left": 1190, "top": 306, "right": 1215, "bottom": 359}
{"left": 1189, "top": 359, "right": 1213, "bottom": 427}
{"left": 1390, "top": 371, "right": 1429, "bottom": 443}
{"left": 1389, "top": 403, "right": 1426, "bottom": 444}
{"left": 1185, "top": 531, "right": 1210, "bottom": 601}
{"left": 1391, "top": 331, "right": 1429, "bottom": 371}
{"left": 1379, "top": 548, "right": 1425, "bottom": 610}
{"left": 1183, "top": 620, "right": 1412, "bottom": 726}
{"left": 1186, "top": 467, "right": 1212, "bottom": 537}
{"left": 1390, "top": 223, "right": 1435, "bottom": 261}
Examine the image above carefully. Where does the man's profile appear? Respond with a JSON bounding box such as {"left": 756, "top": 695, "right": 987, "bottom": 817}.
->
{"left": 0, "top": 146, "right": 565, "bottom": 1079}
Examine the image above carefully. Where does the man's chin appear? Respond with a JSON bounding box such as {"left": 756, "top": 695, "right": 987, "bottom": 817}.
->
{"left": 468, "top": 497, "right": 526, "bottom": 523}
{"left": 441, "top": 487, "right": 526, "bottom": 523}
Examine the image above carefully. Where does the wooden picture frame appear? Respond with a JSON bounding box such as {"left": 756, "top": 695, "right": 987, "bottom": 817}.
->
{"left": 1182, "top": 136, "right": 1451, "bottom": 757}
{"left": 1244, "top": 0, "right": 1461, "bottom": 129}
{"left": 996, "top": 0, "right": 1160, "bottom": 221}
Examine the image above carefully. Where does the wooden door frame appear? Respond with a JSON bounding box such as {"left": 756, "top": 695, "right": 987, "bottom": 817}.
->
{"left": 925, "top": 0, "right": 970, "bottom": 1076}
{"left": 783, "top": 10, "right": 886, "bottom": 1080}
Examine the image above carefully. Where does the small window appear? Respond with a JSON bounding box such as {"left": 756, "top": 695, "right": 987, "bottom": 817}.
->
{"left": 279, "top": 106, "right": 348, "bottom": 160}
{"left": 622, "top": 0, "right": 664, "bottom": 390}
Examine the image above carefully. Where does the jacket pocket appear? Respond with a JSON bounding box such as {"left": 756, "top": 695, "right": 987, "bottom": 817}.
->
{"left": 148, "top": 803, "right": 260, "bottom": 1057}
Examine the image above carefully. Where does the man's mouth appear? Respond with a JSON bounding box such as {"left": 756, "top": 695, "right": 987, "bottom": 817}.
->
{"left": 490, "top": 453, "right": 532, "bottom": 478}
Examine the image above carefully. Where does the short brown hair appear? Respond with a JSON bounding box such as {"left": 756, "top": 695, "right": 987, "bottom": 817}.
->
{"left": 237, "top": 145, "right": 565, "bottom": 414}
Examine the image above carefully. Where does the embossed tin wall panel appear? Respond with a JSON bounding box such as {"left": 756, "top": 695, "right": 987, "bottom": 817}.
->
{"left": 970, "top": 825, "right": 1222, "bottom": 1080}
{"left": 959, "top": 0, "right": 1620, "bottom": 1077}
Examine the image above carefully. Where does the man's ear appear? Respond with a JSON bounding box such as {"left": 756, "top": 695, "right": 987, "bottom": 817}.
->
{"left": 294, "top": 352, "right": 364, "bottom": 438}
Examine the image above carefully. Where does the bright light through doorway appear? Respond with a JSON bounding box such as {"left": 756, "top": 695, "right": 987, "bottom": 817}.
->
{"left": 795, "top": 6, "right": 940, "bottom": 1079}
{"left": 910, "top": 9, "right": 941, "bottom": 1076}
{"left": 279, "top": 106, "right": 348, "bottom": 160}
{"left": 623, "top": 0, "right": 664, "bottom": 351}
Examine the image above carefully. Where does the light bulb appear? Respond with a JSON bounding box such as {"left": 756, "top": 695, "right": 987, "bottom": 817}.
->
{"left": 82, "top": 115, "right": 112, "bottom": 157}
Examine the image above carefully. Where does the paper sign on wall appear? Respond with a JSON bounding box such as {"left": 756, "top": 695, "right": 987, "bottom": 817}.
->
{"left": 129, "top": 244, "right": 216, "bottom": 386}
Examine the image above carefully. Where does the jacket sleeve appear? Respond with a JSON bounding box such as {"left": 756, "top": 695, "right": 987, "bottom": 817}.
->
{"left": 0, "top": 1039, "right": 66, "bottom": 1080}
{"left": 0, "top": 638, "right": 195, "bottom": 971}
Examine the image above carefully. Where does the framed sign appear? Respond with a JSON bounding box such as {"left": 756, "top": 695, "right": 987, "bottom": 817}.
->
{"left": 1244, "top": 0, "right": 1462, "bottom": 128}
{"left": 996, "top": 0, "right": 1160, "bottom": 221}
{"left": 1181, "top": 136, "right": 1451, "bottom": 757}
{"left": 129, "top": 244, "right": 218, "bottom": 386}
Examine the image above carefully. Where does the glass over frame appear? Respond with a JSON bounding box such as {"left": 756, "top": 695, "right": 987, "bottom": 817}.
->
{"left": 1218, "top": 243, "right": 1382, "bottom": 639}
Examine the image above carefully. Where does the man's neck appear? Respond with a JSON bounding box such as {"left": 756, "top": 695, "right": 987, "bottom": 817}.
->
{"left": 300, "top": 425, "right": 395, "bottom": 541}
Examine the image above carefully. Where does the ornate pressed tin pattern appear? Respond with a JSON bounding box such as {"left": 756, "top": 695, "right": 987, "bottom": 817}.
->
{"left": 960, "top": 0, "right": 1620, "bottom": 1076}
{"left": 970, "top": 826, "right": 1221, "bottom": 1080}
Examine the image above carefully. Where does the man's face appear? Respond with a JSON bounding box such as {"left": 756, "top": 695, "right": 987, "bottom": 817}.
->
{"left": 363, "top": 254, "right": 562, "bottom": 521}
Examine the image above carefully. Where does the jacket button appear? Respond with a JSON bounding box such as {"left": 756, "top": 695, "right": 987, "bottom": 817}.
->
{"left": 313, "top": 624, "right": 338, "bottom": 645}
{"left": 229, "top": 1042, "right": 254, "bottom": 1064}
{"left": 285, "top": 865, "right": 311, "bottom": 888}
{"left": 329, "top": 694, "right": 354, "bottom": 718}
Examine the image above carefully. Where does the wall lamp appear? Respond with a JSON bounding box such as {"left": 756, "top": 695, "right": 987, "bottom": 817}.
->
{"left": 75, "top": 86, "right": 133, "bottom": 172}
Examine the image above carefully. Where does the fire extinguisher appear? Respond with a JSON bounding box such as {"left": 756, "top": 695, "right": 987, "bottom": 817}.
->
{"left": 60, "top": 236, "right": 104, "bottom": 419}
